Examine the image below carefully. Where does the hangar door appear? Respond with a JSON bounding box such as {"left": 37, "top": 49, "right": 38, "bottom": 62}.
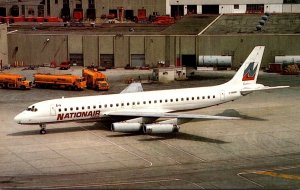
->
{"left": 131, "top": 54, "right": 145, "bottom": 67}
{"left": 0, "top": 7, "right": 6, "bottom": 16}
{"left": 187, "top": 5, "right": 197, "bottom": 14}
{"left": 202, "top": 5, "right": 219, "bottom": 14}
{"left": 69, "top": 54, "right": 83, "bottom": 66}
{"left": 171, "top": 5, "right": 184, "bottom": 17}
{"left": 125, "top": 10, "right": 134, "bottom": 20}
{"left": 182, "top": 55, "right": 196, "bottom": 68}
{"left": 100, "top": 54, "right": 114, "bottom": 68}
{"left": 246, "top": 4, "right": 264, "bottom": 13}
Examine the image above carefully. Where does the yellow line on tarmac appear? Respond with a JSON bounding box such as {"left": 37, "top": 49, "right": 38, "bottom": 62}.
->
{"left": 256, "top": 171, "right": 300, "bottom": 181}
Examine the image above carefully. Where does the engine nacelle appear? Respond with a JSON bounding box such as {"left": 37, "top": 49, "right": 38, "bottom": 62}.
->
{"left": 111, "top": 122, "right": 142, "bottom": 133}
{"left": 143, "top": 124, "right": 180, "bottom": 134}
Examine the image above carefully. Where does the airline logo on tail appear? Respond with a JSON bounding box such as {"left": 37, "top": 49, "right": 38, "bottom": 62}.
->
{"left": 242, "top": 62, "right": 258, "bottom": 81}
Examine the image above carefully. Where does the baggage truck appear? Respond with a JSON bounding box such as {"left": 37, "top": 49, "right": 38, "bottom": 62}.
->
{"left": 0, "top": 73, "right": 32, "bottom": 90}
{"left": 33, "top": 73, "right": 86, "bottom": 90}
{"left": 82, "top": 69, "right": 109, "bottom": 90}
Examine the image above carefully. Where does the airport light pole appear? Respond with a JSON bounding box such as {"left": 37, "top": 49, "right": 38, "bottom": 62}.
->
{"left": 177, "top": 1, "right": 179, "bottom": 18}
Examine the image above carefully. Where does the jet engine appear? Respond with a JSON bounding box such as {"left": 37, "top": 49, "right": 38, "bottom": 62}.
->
{"left": 143, "top": 124, "right": 180, "bottom": 134}
{"left": 111, "top": 122, "right": 142, "bottom": 133}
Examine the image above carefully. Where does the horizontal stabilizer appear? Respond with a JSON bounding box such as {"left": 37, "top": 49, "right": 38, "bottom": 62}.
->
{"left": 106, "top": 111, "right": 240, "bottom": 120}
{"left": 241, "top": 85, "right": 289, "bottom": 95}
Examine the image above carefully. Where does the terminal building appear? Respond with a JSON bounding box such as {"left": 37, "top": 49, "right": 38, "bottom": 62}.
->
{"left": 0, "top": 0, "right": 300, "bottom": 19}
{"left": 1, "top": 0, "right": 300, "bottom": 70}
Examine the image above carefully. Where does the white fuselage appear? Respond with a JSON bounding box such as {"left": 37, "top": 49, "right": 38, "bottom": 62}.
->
{"left": 14, "top": 82, "right": 242, "bottom": 125}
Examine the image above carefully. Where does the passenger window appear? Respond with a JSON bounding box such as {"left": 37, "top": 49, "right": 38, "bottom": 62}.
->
{"left": 176, "top": 98, "right": 178, "bottom": 102}
{"left": 70, "top": 108, "right": 73, "bottom": 111}
{"left": 165, "top": 99, "right": 168, "bottom": 103}
{"left": 76, "top": 107, "right": 79, "bottom": 110}
{"left": 99, "top": 105, "right": 101, "bottom": 109}
{"left": 186, "top": 97, "right": 189, "bottom": 101}
{"left": 213, "top": 95, "right": 215, "bottom": 98}
{"left": 59, "top": 109, "right": 61, "bottom": 112}
{"left": 170, "top": 99, "right": 173, "bottom": 102}
{"left": 202, "top": 96, "right": 205, "bottom": 99}
{"left": 116, "top": 103, "right": 119, "bottom": 107}
{"left": 127, "top": 103, "right": 130, "bottom": 106}
{"left": 197, "top": 96, "right": 200, "bottom": 100}
{"left": 143, "top": 101, "right": 146, "bottom": 104}
{"left": 149, "top": 101, "right": 151, "bottom": 104}
{"left": 82, "top": 106, "right": 85, "bottom": 110}
{"left": 192, "top": 97, "right": 194, "bottom": 100}
{"left": 181, "top": 98, "right": 184, "bottom": 101}
{"left": 104, "top": 104, "right": 107, "bottom": 108}
{"left": 121, "top": 103, "right": 124, "bottom": 106}
{"left": 132, "top": 102, "right": 135, "bottom": 105}
{"left": 160, "top": 100, "right": 162, "bottom": 103}
{"left": 64, "top": 108, "right": 67, "bottom": 111}
{"left": 208, "top": 96, "right": 210, "bottom": 99}
{"left": 93, "top": 106, "right": 96, "bottom": 109}
{"left": 154, "top": 100, "right": 157, "bottom": 103}
{"left": 110, "top": 104, "right": 113, "bottom": 107}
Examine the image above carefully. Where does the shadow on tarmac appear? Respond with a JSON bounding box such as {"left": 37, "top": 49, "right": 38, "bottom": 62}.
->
{"left": 216, "top": 109, "right": 267, "bottom": 121}
{"left": 9, "top": 123, "right": 227, "bottom": 144}
{"left": 108, "top": 132, "right": 228, "bottom": 144}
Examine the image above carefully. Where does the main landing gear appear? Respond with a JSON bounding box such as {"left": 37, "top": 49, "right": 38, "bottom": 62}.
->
{"left": 39, "top": 124, "right": 46, "bottom": 134}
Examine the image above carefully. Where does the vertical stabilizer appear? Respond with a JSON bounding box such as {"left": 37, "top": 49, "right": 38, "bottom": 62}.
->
{"left": 228, "top": 46, "right": 265, "bottom": 86}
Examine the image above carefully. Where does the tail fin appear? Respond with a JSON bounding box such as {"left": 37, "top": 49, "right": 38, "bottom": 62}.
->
{"left": 228, "top": 46, "right": 289, "bottom": 94}
{"left": 228, "top": 46, "right": 265, "bottom": 86}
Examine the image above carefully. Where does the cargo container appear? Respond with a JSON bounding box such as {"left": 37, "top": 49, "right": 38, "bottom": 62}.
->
{"left": 34, "top": 73, "right": 86, "bottom": 90}
{"left": 0, "top": 73, "right": 32, "bottom": 90}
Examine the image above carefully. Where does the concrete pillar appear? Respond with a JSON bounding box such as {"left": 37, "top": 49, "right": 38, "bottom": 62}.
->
{"left": 0, "top": 24, "right": 8, "bottom": 66}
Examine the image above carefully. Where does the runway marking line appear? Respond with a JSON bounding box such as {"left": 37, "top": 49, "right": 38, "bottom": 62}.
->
{"left": 255, "top": 171, "right": 300, "bottom": 181}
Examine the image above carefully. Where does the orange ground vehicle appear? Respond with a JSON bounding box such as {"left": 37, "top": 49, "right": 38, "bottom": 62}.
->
{"left": 82, "top": 69, "right": 109, "bottom": 90}
{"left": 0, "top": 73, "right": 32, "bottom": 90}
{"left": 33, "top": 73, "right": 86, "bottom": 90}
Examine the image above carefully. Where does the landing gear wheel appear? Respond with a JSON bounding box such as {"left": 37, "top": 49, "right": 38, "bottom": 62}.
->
{"left": 39, "top": 124, "right": 47, "bottom": 135}
{"left": 40, "top": 129, "right": 46, "bottom": 134}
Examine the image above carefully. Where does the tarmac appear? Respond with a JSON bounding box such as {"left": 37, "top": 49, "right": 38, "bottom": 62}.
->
{"left": 0, "top": 68, "right": 299, "bottom": 189}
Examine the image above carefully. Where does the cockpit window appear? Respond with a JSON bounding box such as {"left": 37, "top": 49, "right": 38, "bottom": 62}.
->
{"left": 26, "top": 106, "right": 38, "bottom": 112}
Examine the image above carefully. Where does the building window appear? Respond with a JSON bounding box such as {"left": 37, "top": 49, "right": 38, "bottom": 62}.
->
{"left": 234, "top": 4, "right": 239, "bottom": 9}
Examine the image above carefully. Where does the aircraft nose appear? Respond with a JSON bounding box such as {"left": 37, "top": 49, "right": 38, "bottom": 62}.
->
{"left": 14, "top": 113, "right": 23, "bottom": 124}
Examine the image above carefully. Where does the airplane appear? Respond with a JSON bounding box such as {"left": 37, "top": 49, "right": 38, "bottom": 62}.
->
{"left": 14, "top": 46, "right": 289, "bottom": 134}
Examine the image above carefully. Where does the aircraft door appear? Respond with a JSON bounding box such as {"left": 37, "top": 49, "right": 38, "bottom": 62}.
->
{"left": 50, "top": 105, "right": 56, "bottom": 116}
{"left": 220, "top": 90, "right": 225, "bottom": 101}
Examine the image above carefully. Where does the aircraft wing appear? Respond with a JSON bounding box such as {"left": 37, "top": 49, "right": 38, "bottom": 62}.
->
{"left": 106, "top": 111, "right": 240, "bottom": 120}
{"left": 120, "top": 82, "right": 143, "bottom": 94}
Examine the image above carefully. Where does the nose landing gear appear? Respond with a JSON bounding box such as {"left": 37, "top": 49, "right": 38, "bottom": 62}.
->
{"left": 39, "top": 124, "right": 46, "bottom": 134}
